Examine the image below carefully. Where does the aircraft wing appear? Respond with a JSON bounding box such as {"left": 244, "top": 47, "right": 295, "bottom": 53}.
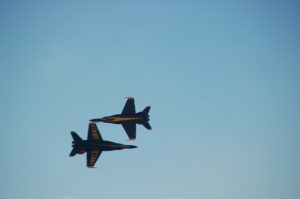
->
{"left": 121, "top": 97, "right": 135, "bottom": 115}
{"left": 88, "top": 122, "right": 103, "bottom": 141}
{"left": 87, "top": 150, "right": 102, "bottom": 168}
{"left": 122, "top": 122, "right": 136, "bottom": 140}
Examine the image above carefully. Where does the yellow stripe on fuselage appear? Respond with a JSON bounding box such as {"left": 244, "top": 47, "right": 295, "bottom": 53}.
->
{"left": 110, "top": 117, "right": 143, "bottom": 122}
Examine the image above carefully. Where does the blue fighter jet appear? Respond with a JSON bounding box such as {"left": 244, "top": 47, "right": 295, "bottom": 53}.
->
{"left": 90, "top": 97, "right": 151, "bottom": 140}
{"left": 70, "top": 122, "right": 137, "bottom": 168}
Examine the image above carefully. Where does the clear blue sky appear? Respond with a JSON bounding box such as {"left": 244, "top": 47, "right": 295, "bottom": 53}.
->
{"left": 1, "top": 1, "right": 300, "bottom": 199}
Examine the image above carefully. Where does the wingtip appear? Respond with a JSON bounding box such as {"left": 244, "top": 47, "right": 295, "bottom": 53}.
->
{"left": 128, "top": 138, "right": 136, "bottom": 141}
{"left": 89, "top": 122, "right": 96, "bottom": 124}
{"left": 125, "top": 97, "right": 134, "bottom": 99}
{"left": 87, "top": 166, "right": 96, "bottom": 168}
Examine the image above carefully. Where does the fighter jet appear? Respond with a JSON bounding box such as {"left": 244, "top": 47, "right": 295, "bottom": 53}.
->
{"left": 90, "top": 97, "right": 151, "bottom": 140}
{"left": 69, "top": 122, "right": 137, "bottom": 168}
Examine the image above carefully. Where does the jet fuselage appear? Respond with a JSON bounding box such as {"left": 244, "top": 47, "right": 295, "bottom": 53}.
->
{"left": 89, "top": 98, "right": 151, "bottom": 140}
{"left": 93, "top": 113, "right": 149, "bottom": 124}
{"left": 72, "top": 139, "right": 137, "bottom": 154}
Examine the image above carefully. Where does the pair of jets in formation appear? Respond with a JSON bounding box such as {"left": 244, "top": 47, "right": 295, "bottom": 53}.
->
{"left": 70, "top": 97, "right": 151, "bottom": 168}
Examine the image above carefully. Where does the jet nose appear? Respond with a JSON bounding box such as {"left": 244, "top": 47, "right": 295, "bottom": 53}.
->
{"left": 129, "top": 145, "right": 137, "bottom": 149}
{"left": 89, "top": 118, "right": 103, "bottom": 122}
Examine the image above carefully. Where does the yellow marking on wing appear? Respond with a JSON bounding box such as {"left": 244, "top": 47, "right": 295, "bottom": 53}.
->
{"left": 90, "top": 124, "right": 100, "bottom": 139}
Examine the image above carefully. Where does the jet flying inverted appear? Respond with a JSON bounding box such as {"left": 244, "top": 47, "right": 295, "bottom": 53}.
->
{"left": 69, "top": 122, "right": 137, "bottom": 168}
{"left": 90, "top": 97, "right": 151, "bottom": 140}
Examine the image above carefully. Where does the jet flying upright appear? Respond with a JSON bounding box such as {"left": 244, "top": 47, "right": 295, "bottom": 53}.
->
{"left": 90, "top": 97, "right": 151, "bottom": 140}
{"left": 70, "top": 122, "right": 137, "bottom": 168}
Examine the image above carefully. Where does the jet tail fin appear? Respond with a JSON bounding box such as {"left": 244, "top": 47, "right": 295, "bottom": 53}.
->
{"left": 71, "top": 131, "right": 83, "bottom": 142}
{"left": 143, "top": 121, "right": 152, "bottom": 130}
{"left": 142, "top": 106, "right": 151, "bottom": 115}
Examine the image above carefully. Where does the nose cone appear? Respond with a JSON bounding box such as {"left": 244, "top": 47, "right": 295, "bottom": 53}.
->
{"left": 128, "top": 145, "right": 137, "bottom": 149}
{"left": 89, "top": 118, "right": 103, "bottom": 122}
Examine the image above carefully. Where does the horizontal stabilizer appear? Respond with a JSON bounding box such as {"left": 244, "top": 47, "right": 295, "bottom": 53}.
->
{"left": 69, "top": 148, "right": 78, "bottom": 157}
{"left": 142, "top": 106, "right": 151, "bottom": 115}
{"left": 143, "top": 121, "right": 152, "bottom": 130}
{"left": 71, "top": 131, "right": 83, "bottom": 142}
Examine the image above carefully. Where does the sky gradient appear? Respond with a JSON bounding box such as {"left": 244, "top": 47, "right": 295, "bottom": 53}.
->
{"left": 1, "top": 1, "right": 300, "bottom": 199}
